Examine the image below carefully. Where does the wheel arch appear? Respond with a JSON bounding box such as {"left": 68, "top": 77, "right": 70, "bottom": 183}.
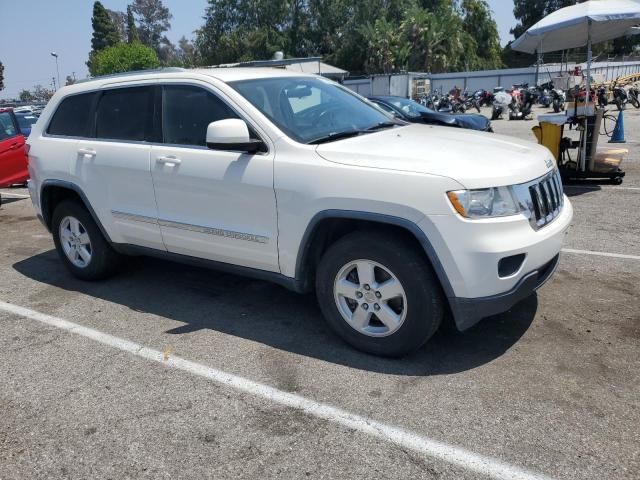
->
{"left": 294, "top": 210, "right": 456, "bottom": 302}
{"left": 40, "top": 180, "right": 112, "bottom": 243}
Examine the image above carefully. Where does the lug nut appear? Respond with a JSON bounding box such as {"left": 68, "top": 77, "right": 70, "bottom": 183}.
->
{"left": 363, "top": 284, "right": 371, "bottom": 291}
{"left": 374, "top": 303, "right": 380, "bottom": 311}
{"left": 356, "top": 291, "right": 363, "bottom": 299}
{"left": 375, "top": 291, "right": 381, "bottom": 298}
{"left": 362, "top": 303, "right": 369, "bottom": 310}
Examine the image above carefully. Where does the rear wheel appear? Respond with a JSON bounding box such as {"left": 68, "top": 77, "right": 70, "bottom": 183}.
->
{"left": 52, "top": 200, "right": 121, "bottom": 280}
{"left": 316, "top": 232, "right": 444, "bottom": 357}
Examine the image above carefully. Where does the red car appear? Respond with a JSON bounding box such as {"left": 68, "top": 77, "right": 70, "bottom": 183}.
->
{"left": 0, "top": 107, "right": 29, "bottom": 201}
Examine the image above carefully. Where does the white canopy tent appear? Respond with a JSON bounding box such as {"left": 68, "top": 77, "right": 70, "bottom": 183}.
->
{"left": 512, "top": 0, "right": 640, "bottom": 171}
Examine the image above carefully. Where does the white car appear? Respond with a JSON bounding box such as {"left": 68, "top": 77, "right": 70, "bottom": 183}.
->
{"left": 26, "top": 67, "right": 573, "bottom": 356}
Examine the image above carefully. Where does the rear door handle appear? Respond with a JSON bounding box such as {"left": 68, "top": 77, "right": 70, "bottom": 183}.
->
{"left": 156, "top": 155, "right": 181, "bottom": 166}
{"left": 10, "top": 143, "right": 19, "bottom": 150}
{"left": 78, "top": 148, "right": 96, "bottom": 157}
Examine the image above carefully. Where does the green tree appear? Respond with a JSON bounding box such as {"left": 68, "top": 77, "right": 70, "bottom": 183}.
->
{"left": 127, "top": 5, "right": 139, "bottom": 43}
{"left": 90, "top": 1, "right": 120, "bottom": 52}
{"left": 460, "top": 0, "right": 502, "bottom": 70}
{"left": 511, "top": 0, "right": 583, "bottom": 39}
{"left": 89, "top": 42, "right": 160, "bottom": 76}
{"left": 131, "top": 0, "right": 172, "bottom": 56}
{"left": 0, "top": 61, "right": 4, "bottom": 92}
{"left": 19, "top": 89, "right": 34, "bottom": 102}
{"left": 88, "top": 1, "right": 121, "bottom": 72}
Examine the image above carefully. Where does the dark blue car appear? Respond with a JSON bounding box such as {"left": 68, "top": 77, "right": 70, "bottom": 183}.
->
{"left": 15, "top": 113, "right": 38, "bottom": 137}
{"left": 368, "top": 96, "right": 493, "bottom": 132}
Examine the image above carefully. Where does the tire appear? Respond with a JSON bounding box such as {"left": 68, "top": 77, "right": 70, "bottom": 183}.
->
{"left": 315, "top": 231, "right": 444, "bottom": 357}
{"left": 52, "top": 200, "right": 121, "bottom": 281}
{"left": 631, "top": 97, "right": 640, "bottom": 109}
{"left": 553, "top": 101, "right": 561, "bottom": 113}
{"left": 491, "top": 107, "right": 499, "bottom": 120}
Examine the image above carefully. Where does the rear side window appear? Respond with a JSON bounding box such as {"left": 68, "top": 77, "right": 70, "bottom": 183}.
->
{"left": 96, "top": 87, "right": 153, "bottom": 141}
{"left": 163, "top": 85, "right": 238, "bottom": 146}
{"left": 47, "top": 92, "right": 97, "bottom": 137}
{"left": 0, "top": 112, "right": 18, "bottom": 140}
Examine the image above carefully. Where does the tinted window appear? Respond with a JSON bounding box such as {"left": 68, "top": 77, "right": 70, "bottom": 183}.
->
{"left": 96, "top": 87, "right": 153, "bottom": 141}
{"left": 47, "top": 92, "right": 96, "bottom": 137}
{"left": 163, "top": 85, "right": 238, "bottom": 146}
{"left": 0, "top": 112, "right": 18, "bottom": 140}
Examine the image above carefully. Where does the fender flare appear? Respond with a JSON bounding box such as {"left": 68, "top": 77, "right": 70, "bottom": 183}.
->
{"left": 294, "top": 209, "right": 456, "bottom": 302}
{"left": 40, "top": 179, "right": 113, "bottom": 243}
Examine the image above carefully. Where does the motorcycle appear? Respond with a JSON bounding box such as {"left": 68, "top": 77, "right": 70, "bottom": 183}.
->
{"left": 613, "top": 86, "right": 628, "bottom": 111}
{"left": 597, "top": 85, "right": 609, "bottom": 107}
{"left": 627, "top": 86, "right": 640, "bottom": 108}
{"left": 473, "top": 89, "right": 494, "bottom": 107}
{"left": 491, "top": 90, "right": 513, "bottom": 120}
{"left": 463, "top": 90, "right": 482, "bottom": 113}
{"left": 509, "top": 86, "right": 537, "bottom": 120}
{"left": 550, "top": 88, "right": 566, "bottom": 113}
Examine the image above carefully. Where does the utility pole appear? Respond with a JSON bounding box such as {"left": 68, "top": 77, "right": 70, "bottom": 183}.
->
{"left": 52, "top": 77, "right": 57, "bottom": 91}
{"left": 50, "top": 52, "right": 60, "bottom": 91}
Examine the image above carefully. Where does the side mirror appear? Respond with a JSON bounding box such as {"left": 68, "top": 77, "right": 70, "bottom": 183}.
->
{"left": 206, "top": 119, "right": 265, "bottom": 154}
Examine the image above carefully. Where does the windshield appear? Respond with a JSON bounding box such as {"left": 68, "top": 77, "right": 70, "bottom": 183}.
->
{"left": 385, "top": 97, "right": 432, "bottom": 118}
{"left": 230, "top": 77, "right": 397, "bottom": 144}
{"left": 17, "top": 115, "right": 38, "bottom": 128}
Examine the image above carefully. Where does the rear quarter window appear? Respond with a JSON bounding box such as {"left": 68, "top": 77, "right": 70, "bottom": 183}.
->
{"left": 47, "top": 92, "right": 97, "bottom": 137}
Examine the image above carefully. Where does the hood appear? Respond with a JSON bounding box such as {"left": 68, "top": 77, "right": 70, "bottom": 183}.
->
{"left": 419, "top": 111, "right": 489, "bottom": 131}
{"left": 315, "top": 124, "right": 555, "bottom": 189}
{"left": 448, "top": 113, "right": 490, "bottom": 131}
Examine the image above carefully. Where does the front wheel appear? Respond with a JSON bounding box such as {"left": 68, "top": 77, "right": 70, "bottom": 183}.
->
{"left": 316, "top": 232, "right": 444, "bottom": 357}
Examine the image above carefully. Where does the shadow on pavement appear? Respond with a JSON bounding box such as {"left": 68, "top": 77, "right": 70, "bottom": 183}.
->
{"left": 14, "top": 250, "right": 537, "bottom": 376}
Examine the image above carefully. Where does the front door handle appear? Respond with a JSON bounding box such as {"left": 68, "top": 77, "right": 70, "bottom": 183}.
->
{"left": 78, "top": 148, "right": 96, "bottom": 157}
{"left": 156, "top": 155, "right": 181, "bottom": 167}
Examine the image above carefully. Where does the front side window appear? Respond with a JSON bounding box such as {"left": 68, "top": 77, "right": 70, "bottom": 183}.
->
{"left": 163, "top": 85, "right": 239, "bottom": 146}
{"left": 230, "top": 77, "right": 398, "bottom": 144}
{"left": 47, "top": 92, "right": 97, "bottom": 137}
{"left": 0, "top": 112, "right": 18, "bottom": 140}
{"left": 96, "top": 87, "right": 153, "bottom": 141}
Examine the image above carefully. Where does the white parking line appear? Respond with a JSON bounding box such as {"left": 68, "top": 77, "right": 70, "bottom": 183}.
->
{"left": 0, "top": 300, "right": 554, "bottom": 480}
{"left": 0, "top": 192, "right": 30, "bottom": 198}
{"left": 563, "top": 185, "right": 640, "bottom": 192}
{"left": 562, "top": 248, "right": 640, "bottom": 261}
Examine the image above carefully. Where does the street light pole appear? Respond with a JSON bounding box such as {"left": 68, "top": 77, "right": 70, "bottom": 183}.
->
{"left": 50, "top": 52, "right": 60, "bottom": 90}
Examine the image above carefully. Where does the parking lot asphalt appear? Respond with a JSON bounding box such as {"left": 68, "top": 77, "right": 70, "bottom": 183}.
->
{"left": 1, "top": 106, "right": 639, "bottom": 480}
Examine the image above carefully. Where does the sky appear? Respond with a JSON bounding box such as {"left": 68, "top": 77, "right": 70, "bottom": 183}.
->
{"left": 0, "top": 0, "right": 517, "bottom": 100}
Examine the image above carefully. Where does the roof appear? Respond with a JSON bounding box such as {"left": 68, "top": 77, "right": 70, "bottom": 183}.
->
{"left": 192, "top": 67, "right": 314, "bottom": 82}
{"left": 75, "top": 67, "right": 315, "bottom": 87}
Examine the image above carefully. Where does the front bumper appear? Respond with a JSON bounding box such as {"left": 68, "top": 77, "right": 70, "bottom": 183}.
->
{"left": 450, "top": 253, "right": 559, "bottom": 331}
{"left": 417, "top": 194, "right": 573, "bottom": 330}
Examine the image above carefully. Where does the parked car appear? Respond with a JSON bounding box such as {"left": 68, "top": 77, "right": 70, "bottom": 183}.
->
{"left": 15, "top": 113, "right": 39, "bottom": 137}
{"left": 368, "top": 95, "right": 493, "bottom": 132}
{"left": 27, "top": 68, "right": 572, "bottom": 356}
{"left": 0, "top": 107, "right": 29, "bottom": 204}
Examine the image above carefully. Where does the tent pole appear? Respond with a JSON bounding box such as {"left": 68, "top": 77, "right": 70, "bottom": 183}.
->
{"left": 535, "top": 49, "right": 540, "bottom": 86}
{"left": 581, "top": 20, "right": 592, "bottom": 173}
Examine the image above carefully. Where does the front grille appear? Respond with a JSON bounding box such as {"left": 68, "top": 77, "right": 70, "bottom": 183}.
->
{"left": 527, "top": 170, "right": 564, "bottom": 229}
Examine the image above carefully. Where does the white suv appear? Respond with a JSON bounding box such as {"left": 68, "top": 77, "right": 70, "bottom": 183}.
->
{"left": 27, "top": 67, "right": 573, "bottom": 356}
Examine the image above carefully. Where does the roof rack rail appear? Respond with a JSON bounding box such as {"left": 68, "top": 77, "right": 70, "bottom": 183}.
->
{"left": 76, "top": 67, "right": 187, "bottom": 84}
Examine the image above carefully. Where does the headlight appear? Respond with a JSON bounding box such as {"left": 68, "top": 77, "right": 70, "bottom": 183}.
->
{"left": 447, "top": 186, "right": 521, "bottom": 218}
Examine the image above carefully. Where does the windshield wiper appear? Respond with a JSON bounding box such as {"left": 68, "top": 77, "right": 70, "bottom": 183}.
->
{"left": 307, "top": 130, "right": 367, "bottom": 145}
{"left": 364, "top": 121, "right": 402, "bottom": 131}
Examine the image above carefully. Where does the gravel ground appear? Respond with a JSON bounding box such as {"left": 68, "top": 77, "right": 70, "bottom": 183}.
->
{"left": 0, "top": 104, "right": 638, "bottom": 480}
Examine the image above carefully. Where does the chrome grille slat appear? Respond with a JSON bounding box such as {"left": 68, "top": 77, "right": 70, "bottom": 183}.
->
{"left": 522, "top": 169, "right": 564, "bottom": 230}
